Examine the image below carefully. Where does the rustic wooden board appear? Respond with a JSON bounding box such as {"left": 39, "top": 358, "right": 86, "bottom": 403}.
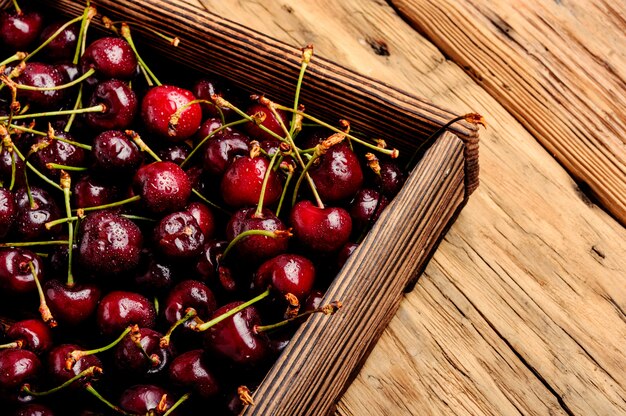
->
{"left": 189, "top": 1, "right": 626, "bottom": 415}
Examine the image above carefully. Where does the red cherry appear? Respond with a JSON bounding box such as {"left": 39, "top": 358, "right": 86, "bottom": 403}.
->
{"left": 0, "top": 349, "right": 41, "bottom": 390}
{"left": 16, "top": 62, "right": 68, "bottom": 109}
{"left": 114, "top": 328, "right": 172, "bottom": 377}
{"left": 80, "top": 37, "right": 138, "bottom": 79}
{"left": 0, "top": 248, "right": 43, "bottom": 294}
{"left": 39, "top": 21, "right": 79, "bottom": 61}
{"left": 164, "top": 280, "right": 217, "bottom": 330}
{"left": 0, "top": 188, "right": 16, "bottom": 239}
{"left": 119, "top": 384, "right": 177, "bottom": 415}
{"left": 253, "top": 254, "right": 316, "bottom": 301}
{"left": 220, "top": 156, "right": 283, "bottom": 208}
{"left": 0, "top": 9, "right": 43, "bottom": 52}
{"left": 185, "top": 202, "right": 215, "bottom": 240}
{"left": 5, "top": 319, "right": 52, "bottom": 354}
{"left": 290, "top": 200, "right": 352, "bottom": 252}
{"left": 154, "top": 211, "right": 205, "bottom": 260}
{"left": 47, "top": 344, "right": 100, "bottom": 386}
{"left": 96, "top": 291, "right": 156, "bottom": 336}
{"left": 308, "top": 142, "right": 363, "bottom": 202}
{"left": 91, "top": 130, "right": 143, "bottom": 177}
{"left": 244, "top": 103, "right": 287, "bottom": 143}
{"left": 84, "top": 79, "right": 138, "bottom": 130}
{"left": 168, "top": 349, "right": 220, "bottom": 399}
{"left": 43, "top": 279, "right": 101, "bottom": 326}
{"left": 133, "top": 161, "right": 192, "bottom": 214}
{"left": 14, "top": 403, "right": 55, "bottom": 416}
{"left": 141, "top": 85, "right": 202, "bottom": 141}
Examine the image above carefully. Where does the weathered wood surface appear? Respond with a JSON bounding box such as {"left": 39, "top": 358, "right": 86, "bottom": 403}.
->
{"left": 190, "top": 0, "right": 626, "bottom": 415}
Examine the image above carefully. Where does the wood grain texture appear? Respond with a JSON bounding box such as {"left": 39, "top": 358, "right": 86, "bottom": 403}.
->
{"left": 187, "top": 1, "right": 626, "bottom": 415}
{"left": 391, "top": 0, "right": 626, "bottom": 226}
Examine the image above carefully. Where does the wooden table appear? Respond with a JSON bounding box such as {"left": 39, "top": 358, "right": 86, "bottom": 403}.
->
{"left": 193, "top": 1, "right": 626, "bottom": 414}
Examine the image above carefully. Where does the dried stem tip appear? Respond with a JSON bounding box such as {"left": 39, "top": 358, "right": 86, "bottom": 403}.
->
{"left": 238, "top": 386, "right": 255, "bottom": 406}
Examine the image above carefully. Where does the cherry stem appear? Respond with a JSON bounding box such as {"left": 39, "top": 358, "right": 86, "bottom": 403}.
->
{"left": 254, "top": 150, "right": 279, "bottom": 217}
{"left": 121, "top": 23, "right": 162, "bottom": 86}
{"left": 74, "top": 194, "right": 141, "bottom": 213}
{"left": 168, "top": 98, "right": 211, "bottom": 137}
{"left": 214, "top": 97, "right": 286, "bottom": 143}
{"left": 162, "top": 392, "right": 191, "bottom": 416}
{"left": 131, "top": 334, "right": 161, "bottom": 368}
{"left": 11, "top": 0, "right": 21, "bottom": 15}
{"left": 45, "top": 216, "right": 78, "bottom": 229}
{"left": 21, "top": 366, "right": 102, "bottom": 397}
{"left": 275, "top": 104, "right": 399, "bottom": 158}
{"left": 291, "top": 151, "right": 320, "bottom": 208}
{"left": 73, "top": 2, "right": 94, "bottom": 65}
{"left": 67, "top": 326, "right": 135, "bottom": 369}
{"left": 85, "top": 384, "right": 132, "bottom": 416}
{"left": 64, "top": 84, "right": 83, "bottom": 132}
{"left": 275, "top": 165, "right": 294, "bottom": 217}
{"left": 5, "top": 137, "right": 62, "bottom": 191}
{"left": 255, "top": 300, "right": 342, "bottom": 333}
{"left": 9, "top": 151, "right": 16, "bottom": 191}
{"left": 0, "top": 240, "right": 69, "bottom": 247}
{"left": 121, "top": 214, "right": 155, "bottom": 222}
{"left": 194, "top": 288, "right": 272, "bottom": 332}
{"left": 0, "top": 52, "right": 27, "bottom": 67}
{"left": 0, "top": 340, "right": 22, "bottom": 349}
{"left": 29, "top": 261, "right": 57, "bottom": 328}
{"left": 221, "top": 229, "right": 291, "bottom": 262}
{"left": 9, "top": 124, "right": 92, "bottom": 150}
{"left": 191, "top": 188, "right": 231, "bottom": 216}
{"left": 0, "top": 104, "right": 106, "bottom": 121}
{"left": 290, "top": 45, "right": 313, "bottom": 137}
{"left": 46, "top": 163, "right": 87, "bottom": 172}
{"left": 60, "top": 171, "right": 74, "bottom": 286}
{"left": 180, "top": 118, "right": 248, "bottom": 168}
{"left": 126, "top": 130, "right": 162, "bottom": 162}
{"left": 15, "top": 68, "right": 96, "bottom": 92}
{"left": 160, "top": 308, "right": 198, "bottom": 348}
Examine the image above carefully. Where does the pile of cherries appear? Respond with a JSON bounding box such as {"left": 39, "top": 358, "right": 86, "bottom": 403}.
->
{"left": 0, "top": 1, "right": 407, "bottom": 415}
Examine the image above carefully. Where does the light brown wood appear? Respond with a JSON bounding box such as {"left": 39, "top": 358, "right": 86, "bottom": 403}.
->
{"left": 188, "top": 1, "right": 626, "bottom": 415}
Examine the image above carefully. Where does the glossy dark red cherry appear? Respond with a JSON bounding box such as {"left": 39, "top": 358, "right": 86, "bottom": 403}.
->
{"left": 200, "top": 124, "right": 250, "bottom": 176}
{"left": 0, "top": 349, "right": 41, "bottom": 390}
{"left": 349, "top": 188, "right": 389, "bottom": 233}
{"left": 192, "top": 78, "right": 237, "bottom": 119}
{"left": 80, "top": 37, "right": 138, "bottom": 79}
{"left": 72, "top": 174, "right": 119, "bottom": 208}
{"left": 39, "top": 21, "right": 79, "bottom": 61}
{"left": 0, "top": 248, "right": 43, "bottom": 294}
{"left": 252, "top": 254, "right": 316, "bottom": 301}
{"left": 204, "top": 302, "right": 271, "bottom": 367}
{"left": 29, "top": 133, "right": 86, "bottom": 179}
{"left": 133, "top": 161, "right": 191, "bottom": 214}
{"left": 14, "top": 186, "right": 62, "bottom": 240}
{"left": 157, "top": 143, "right": 191, "bottom": 165}
{"left": 43, "top": 279, "right": 101, "bottom": 326}
{"left": 141, "top": 85, "right": 202, "bottom": 141}
{"left": 290, "top": 200, "right": 352, "bottom": 253}
{"left": 85, "top": 79, "right": 138, "bottom": 130}
{"left": 78, "top": 211, "right": 143, "bottom": 276}
{"left": 47, "top": 344, "right": 101, "bottom": 386}
{"left": 0, "top": 188, "right": 16, "bottom": 238}
{"left": 114, "top": 328, "right": 172, "bottom": 377}
{"left": 376, "top": 160, "right": 406, "bottom": 197}
{"left": 185, "top": 202, "right": 215, "bottom": 240}
{"left": 6, "top": 319, "right": 53, "bottom": 354}
{"left": 154, "top": 211, "right": 205, "bottom": 260}
{"left": 308, "top": 142, "right": 363, "bottom": 202}
{"left": 164, "top": 280, "right": 217, "bottom": 330}
{"left": 221, "top": 156, "right": 283, "bottom": 208}
{"left": 91, "top": 130, "right": 143, "bottom": 177}
{"left": 244, "top": 103, "right": 287, "bottom": 143}
{"left": 133, "top": 251, "right": 176, "bottom": 295}
{"left": 119, "top": 384, "right": 177, "bottom": 416}
{"left": 0, "top": 9, "right": 44, "bottom": 52}
{"left": 168, "top": 349, "right": 220, "bottom": 399}
{"left": 14, "top": 403, "right": 55, "bottom": 416}
{"left": 337, "top": 242, "right": 359, "bottom": 270}
{"left": 96, "top": 291, "right": 156, "bottom": 336}
{"left": 16, "top": 62, "right": 68, "bottom": 109}
{"left": 225, "top": 208, "right": 289, "bottom": 265}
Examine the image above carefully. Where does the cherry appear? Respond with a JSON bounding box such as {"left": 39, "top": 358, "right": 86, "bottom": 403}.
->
{"left": 375, "top": 160, "right": 406, "bottom": 197}
{"left": 221, "top": 156, "right": 283, "bottom": 208}
{"left": 16, "top": 62, "right": 68, "bottom": 109}
{"left": 185, "top": 202, "right": 215, "bottom": 240}
{"left": 0, "top": 146, "right": 25, "bottom": 187}
{"left": 133, "top": 251, "right": 176, "bottom": 295}
{"left": 164, "top": 280, "right": 217, "bottom": 330}
{"left": 202, "top": 127, "right": 250, "bottom": 176}
{"left": 39, "top": 21, "right": 79, "bottom": 61}
{"left": 14, "top": 403, "right": 55, "bottom": 416}
{"left": 337, "top": 242, "right": 359, "bottom": 270}
{"left": 47, "top": 344, "right": 100, "bottom": 386}
{"left": 303, "top": 289, "right": 325, "bottom": 312}
{"left": 194, "top": 239, "right": 232, "bottom": 286}
{"left": 192, "top": 78, "right": 238, "bottom": 119}
{"left": 0, "top": 9, "right": 44, "bottom": 52}
{"left": 244, "top": 103, "right": 287, "bottom": 143}
{"left": 5, "top": 319, "right": 53, "bottom": 354}
{"left": 72, "top": 174, "right": 119, "bottom": 208}
{"left": 0, "top": 188, "right": 16, "bottom": 238}
{"left": 84, "top": 79, "right": 138, "bottom": 130}
{"left": 290, "top": 200, "right": 352, "bottom": 253}
{"left": 0, "top": 248, "right": 43, "bottom": 294}
{"left": 119, "top": 384, "right": 176, "bottom": 416}
{"left": 349, "top": 188, "right": 389, "bottom": 233}
{"left": 308, "top": 142, "right": 363, "bottom": 202}
{"left": 80, "top": 37, "right": 138, "bottom": 80}
{"left": 154, "top": 211, "right": 205, "bottom": 260}
{"left": 29, "top": 133, "right": 86, "bottom": 179}
{"left": 252, "top": 254, "right": 316, "bottom": 301}
{"left": 114, "top": 328, "right": 172, "bottom": 377}
{"left": 133, "top": 161, "right": 191, "bottom": 214}
{"left": 204, "top": 302, "right": 271, "bottom": 367}
{"left": 14, "top": 186, "right": 62, "bottom": 240}
{"left": 91, "top": 130, "right": 143, "bottom": 177}
{"left": 96, "top": 291, "right": 156, "bottom": 336}
{"left": 0, "top": 349, "right": 41, "bottom": 390}
{"left": 141, "top": 85, "right": 202, "bottom": 141}
{"left": 157, "top": 143, "right": 191, "bottom": 165}
{"left": 225, "top": 207, "right": 289, "bottom": 265}
{"left": 78, "top": 211, "right": 143, "bottom": 276}
{"left": 168, "top": 349, "right": 220, "bottom": 399}
{"left": 43, "top": 279, "right": 101, "bottom": 326}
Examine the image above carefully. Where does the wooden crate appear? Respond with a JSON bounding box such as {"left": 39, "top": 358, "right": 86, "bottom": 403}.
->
{"left": 34, "top": 1, "right": 480, "bottom": 414}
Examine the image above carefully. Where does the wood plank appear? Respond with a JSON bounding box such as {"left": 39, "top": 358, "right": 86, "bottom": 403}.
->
{"left": 391, "top": 0, "right": 626, "bottom": 226}
{"left": 188, "top": 1, "right": 626, "bottom": 415}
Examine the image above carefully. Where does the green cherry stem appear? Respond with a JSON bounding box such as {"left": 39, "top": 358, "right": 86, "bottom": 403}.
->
{"left": 121, "top": 23, "right": 161, "bottom": 86}
{"left": 45, "top": 216, "right": 78, "bottom": 229}
{"left": 180, "top": 118, "right": 248, "bottom": 168}
{"left": 15, "top": 68, "right": 96, "bottom": 91}
{"left": 213, "top": 96, "right": 287, "bottom": 144}
{"left": 193, "top": 288, "right": 272, "bottom": 332}
{"left": 0, "top": 240, "right": 69, "bottom": 248}
{"left": 11, "top": 0, "right": 21, "bottom": 15}
{"left": 0, "top": 340, "right": 22, "bottom": 350}
{"left": 64, "top": 83, "right": 83, "bottom": 132}
{"left": 254, "top": 150, "right": 279, "bottom": 217}
{"left": 21, "top": 366, "right": 102, "bottom": 397}
{"left": 160, "top": 308, "right": 198, "bottom": 348}
{"left": 73, "top": 195, "right": 141, "bottom": 213}
{"left": 67, "top": 326, "right": 135, "bottom": 369}
{"left": 4, "top": 136, "right": 62, "bottom": 191}
{"left": 275, "top": 163, "right": 294, "bottom": 217}
{"left": 9, "top": 150, "right": 16, "bottom": 191}
{"left": 126, "top": 130, "right": 162, "bottom": 162}
{"left": 29, "top": 261, "right": 57, "bottom": 328}
{"left": 60, "top": 171, "right": 74, "bottom": 286}
{"left": 0, "top": 104, "right": 105, "bottom": 122}
{"left": 221, "top": 229, "right": 292, "bottom": 262}
{"left": 0, "top": 51, "right": 27, "bottom": 67}
{"left": 9, "top": 124, "right": 92, "bottom": 150}
{"left": 85, "top": 384, "right": 133, "bottom": 416}
{"left": 162, "top": 392, "right": 192, "bottom": 416}
{"left": 290, "top": 45, "right": 313, "bottom": 137}
{"left": 46, "top": 163, "right": 87, "bottom": 172}
{"left": 254, "top": 300, "right": 342, "bottom": 333}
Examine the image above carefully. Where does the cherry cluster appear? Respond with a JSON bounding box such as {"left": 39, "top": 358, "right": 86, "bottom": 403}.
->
{"left": 0, "top": 2, "right": 406, "bottom": 415}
